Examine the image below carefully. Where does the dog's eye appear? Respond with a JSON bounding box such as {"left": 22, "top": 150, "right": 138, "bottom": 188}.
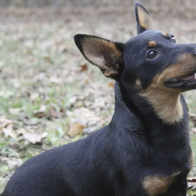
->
{"left": 147, "top": 50, "right": 158, "bottom": 59}
{"left": 170, "top": 34, "right": 176, "bottom": 43}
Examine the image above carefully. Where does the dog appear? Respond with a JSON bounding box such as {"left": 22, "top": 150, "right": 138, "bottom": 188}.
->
{"left": 1, "top": 2, "right": 195, "bottom": 196}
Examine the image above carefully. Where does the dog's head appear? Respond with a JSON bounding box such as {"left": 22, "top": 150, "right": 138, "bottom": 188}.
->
{"left": 74, "top": 2, "right": 196, "bottom": 124}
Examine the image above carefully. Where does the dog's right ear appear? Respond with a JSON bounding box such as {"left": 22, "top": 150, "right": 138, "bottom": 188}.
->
{"left": 74, "top": 34, "right": 124, "bottom": 78}
{"left": 134, "top": 2, "right": 152, "bottom": 34}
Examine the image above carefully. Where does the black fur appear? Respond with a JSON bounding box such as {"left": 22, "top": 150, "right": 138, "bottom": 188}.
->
{"left": 2, "top": 2, "right": 196, "bottom": 196}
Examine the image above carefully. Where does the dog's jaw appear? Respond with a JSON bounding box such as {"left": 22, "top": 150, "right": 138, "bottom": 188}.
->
{"left": 140, "top": 89, "right": 183, "bottom": 124}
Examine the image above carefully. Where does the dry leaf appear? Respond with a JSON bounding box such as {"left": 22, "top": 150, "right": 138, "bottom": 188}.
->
{"left": 66, "top": 107, "right": 101, "bottom": 127}
{"left": 34, "top": 111, "right": 46, "bottom": 118}
{"left": 30, "top": 93, "right": 39, "bottom": 101}
{"left": 49, "top": 77, "right": 62, "bottom": 84}
{"left": 69, "top": 96, "right": 77, "bottom": 104}
{"left": 9, "top": 108, "right": 24, "bottom": 115}
{"left": 0, "top": 116, "right": 13, "bottom": 131}
{"left": 15, "top": 128, "right": 26, "bottom": 135}
{"left": 80, "top": 63, "right": 88, "bottom": 72}
{"left": 91, "top": 101, "right": 105, "bottom": 110}
{"left": 2, "top": 158, "right": 23, "bottom": 170}
{"left": 23, "top": 132, "right": 47, "bottom": 144}
{"left": 44, "top": 56, "right": 50, "bottom": 61}
{"left": 188, "top": 177, "right": 196, "bottom": 188}
{"left": 49, "top": 107, "right": 60, "bottom": 118}
{"left": 3, "top": 125, "right": 16, "bottom": 139}
{"left": 188, "top": 181, "right": 196, "bottom": 188}
{"left": 108, "top": 81, "right": 115, "bottom": 88}
{"left": 67, "top": 123, "right": 84, "bottom": 137}
{"left": 188, "top": 177, "right": 196, "bottom": 182}
{"left": 191, "top": 128, "right": 196, "bottom": 134}
{"left": 189, "top": 113, "right": 196, "bottom": 120}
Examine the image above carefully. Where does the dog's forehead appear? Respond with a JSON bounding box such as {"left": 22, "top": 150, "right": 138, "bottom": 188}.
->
{"left": 126, "top": 30, "right": 171, "bottom": 46}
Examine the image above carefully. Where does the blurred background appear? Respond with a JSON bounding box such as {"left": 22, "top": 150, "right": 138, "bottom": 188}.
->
{"left": 0, "top": 0, "right": 196, "bottom": 195}
{"left": 0, "top": 0, "right": 191, "bottom": 7}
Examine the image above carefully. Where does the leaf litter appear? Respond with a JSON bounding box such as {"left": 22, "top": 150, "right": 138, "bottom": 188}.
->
{"left": 0, "top": 2, "right": 196, "bottom": 195}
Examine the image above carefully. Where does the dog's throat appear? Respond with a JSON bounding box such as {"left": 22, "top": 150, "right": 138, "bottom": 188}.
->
{"left": 140, "top": 91, "right": 183, "bottom": 124}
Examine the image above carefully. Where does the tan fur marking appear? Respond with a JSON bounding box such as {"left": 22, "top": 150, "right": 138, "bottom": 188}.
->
{"left": 162, "top": 32, "right": 169, "bottom": 37}
{"left": 141, "top": 86, "right": 183, "bottom": 124}
{"left": 143, "top": 172, "right": 180, "bottom": 196}
{"left": 135, "top": 79, "right": 142, "bottom": 89}
{"left": 137, "top": 6, "right": 152, "bottom": 30}
{"left": 82, "top": 37, "right": 122, "bottom": 77}
{"left": 148, "top": 41, "right": 156, "bottom": 47}
{"left": 140, "top": 54, "right": 196, "bottom": 124}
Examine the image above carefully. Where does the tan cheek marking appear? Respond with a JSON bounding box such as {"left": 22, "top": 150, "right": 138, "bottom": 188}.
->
{"left": 140, "top": 54, "right": 196, "bottom": 124}
{"left": 137, "top": 6, "right": 152, "bottom": 30}
{"left": 143, "top": 173, "right": 180, "bottom": 196}
{"left": 148, "top": 41, "right": 156, "bottom": 47}
{"left": 140, "top": 77, "right": 183, "bottom": 124}
{"left": 157, "top": 54, "right": 196, "bottom": 83}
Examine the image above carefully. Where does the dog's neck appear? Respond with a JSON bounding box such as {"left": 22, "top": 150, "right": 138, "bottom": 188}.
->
{"left": 111, "top": 82, "right": 189, "bottom": 147}
{"left": 111, "top": 82, "right": 144, "bottom": 131}
{"left": 140, "top": 89, "right": 183, "bottom": 124}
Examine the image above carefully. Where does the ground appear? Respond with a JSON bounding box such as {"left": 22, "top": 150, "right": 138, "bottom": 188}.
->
{"left": 0, "top": 2, "right": 196, "bottom": 195}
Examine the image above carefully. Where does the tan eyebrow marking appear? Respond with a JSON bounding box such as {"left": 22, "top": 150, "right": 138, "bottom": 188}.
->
{"left": 148, "top": 41, "right": 156, "bottom": 47}
{"left": 162, "top": 32, "right": 169, "bottom": 37}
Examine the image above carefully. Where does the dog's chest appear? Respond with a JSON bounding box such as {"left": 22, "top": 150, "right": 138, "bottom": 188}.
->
{"left": 141, "top": 167, "right": 191, "bottom": 196}
{"left": 142, "top": 172, "right": 180, "bottom": 196}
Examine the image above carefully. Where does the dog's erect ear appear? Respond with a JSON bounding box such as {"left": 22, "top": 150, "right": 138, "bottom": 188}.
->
{"left": 134, "top": 2, "right": 152, "bottom": 34}
{"left": 74, "top": 34, "right": 124, "bottom": 78}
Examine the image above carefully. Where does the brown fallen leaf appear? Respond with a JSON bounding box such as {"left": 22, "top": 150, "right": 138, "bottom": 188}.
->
{"left": 108, "top": 81, "right": 115, "bottom": 88}
{"left": 80, "top": 63, "right": 88, "bottom": 72}
{"left": 33, "top": 111, "right": 46, "bottom": 118}
{"left": 188, "top": 177, "right": 196, "bottom": 182}
{"left": 188, "top": 177, "right": 196, "bottom": 189}
{"left": 49, "top": 106, "right": 60, "bottom": 118}
{"left": 67, "top": 123, "right": 84, "bottom": 137}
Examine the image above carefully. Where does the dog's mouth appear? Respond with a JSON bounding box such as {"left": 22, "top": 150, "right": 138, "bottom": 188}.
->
{"left": 164, "top": 72, "right": 196, "bottom": 89}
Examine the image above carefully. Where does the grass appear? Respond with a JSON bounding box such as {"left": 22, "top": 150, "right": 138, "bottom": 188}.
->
{"left": 0, "top": 17, "right": 115, "bottom": 192}
{"left": 0, "top": 6, "right": 196, "bottom": 195}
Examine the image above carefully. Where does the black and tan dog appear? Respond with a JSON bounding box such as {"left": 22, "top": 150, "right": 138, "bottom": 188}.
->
{"left": 1, "top": 2, "right": 195, "bottom": 196}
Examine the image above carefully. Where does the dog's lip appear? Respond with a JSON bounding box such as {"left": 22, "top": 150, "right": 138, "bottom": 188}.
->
{"left": 164, "top": 72, "right": 196, "bottom": 88}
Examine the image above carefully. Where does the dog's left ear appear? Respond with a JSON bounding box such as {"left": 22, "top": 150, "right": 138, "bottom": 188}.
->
{"left": 134, "top": 2, "right": 153, "bottom": 34}
{"left": 74, "top": 34, "right": 124, "bottom": 78}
